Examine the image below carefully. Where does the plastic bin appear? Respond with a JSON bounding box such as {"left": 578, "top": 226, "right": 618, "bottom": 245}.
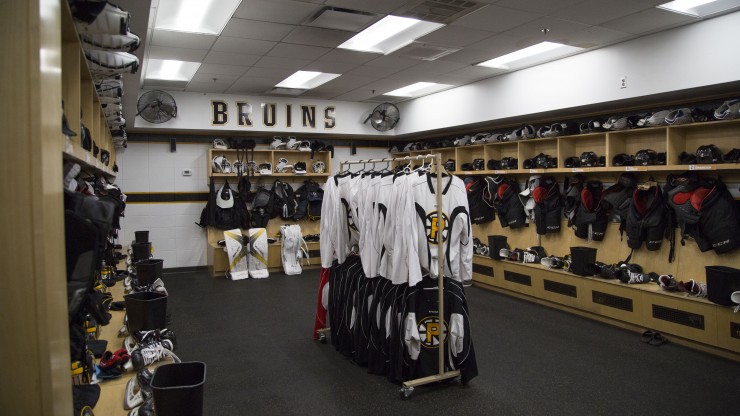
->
{"left": 131, "top": 242, "right": 151, "bottom": 262}
{"left": 151, "top": 362, "right": 207, "bottom": 416}
{"left": 135, "top": 259, "right": 163, "bottom": 286}
{"left": 570, "top": 247, "right": 597, "bottom": 276}
{"left": 124, "top": 291, "right": 167, "bottom": 332}
{"left": 706, "top": 266, "right": 740, "bottom": 306}
{"left": 134, "top": 230, "right": 150, "bottom": 243}
{"left": 488, "top": 235, "right": 508, "bottom": 260}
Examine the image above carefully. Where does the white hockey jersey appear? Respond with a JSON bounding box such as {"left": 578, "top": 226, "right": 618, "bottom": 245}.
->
{"left": 402, "top": 173, "right": 473, "bottom": 287}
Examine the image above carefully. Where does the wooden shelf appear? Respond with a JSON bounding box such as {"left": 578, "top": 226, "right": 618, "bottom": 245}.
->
{"left": 209, "top": 149, "right": 332, "bottom": 179}
{"left": 390, "top": 119, "right": 740, "bottom": 175}
{"left": 209, "top": 173, "right": 330, "bottom": 178}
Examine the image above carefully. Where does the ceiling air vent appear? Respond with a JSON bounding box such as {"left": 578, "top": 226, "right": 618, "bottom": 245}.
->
{"left": 393, "top": 0, "right": 485, "bottom": 24}
{"left": 399, "top": 42, "right": 460, "bottom": 61}
{"left": 305, "top": 7, "right": 377, "bottom": 32}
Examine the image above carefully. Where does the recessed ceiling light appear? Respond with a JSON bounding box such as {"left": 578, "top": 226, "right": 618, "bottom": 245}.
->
{"left": 155, "top": 0, "right": 242, "bottom": 35}
{"left": 275, "top": 71, "right": 341, "bottom": 90}
{"left": 657, "top": 0, "right": 740, "bottom": 17}
{"left": 383, "top": 82, "right": 452, "bottom": 97}
{"left": 476, "top": 41, "right": 583, "bottom": 70}
{"left": 145, "top": 59, "right": 201, "bottom": 81}
{"left": 338, "top": 15, "right": 444, "bottom": 55}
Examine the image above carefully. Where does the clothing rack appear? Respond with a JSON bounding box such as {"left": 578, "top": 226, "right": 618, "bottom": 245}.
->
{"left": 336, "top": 154, "right": 461, "bottom": 399}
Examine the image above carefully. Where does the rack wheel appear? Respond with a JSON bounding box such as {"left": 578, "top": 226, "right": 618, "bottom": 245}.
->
{"left": 318, "top": 333, "right": 327, "bottom": 344}
{"left": 399, "top": 386, "right": 414, "bottom": 400}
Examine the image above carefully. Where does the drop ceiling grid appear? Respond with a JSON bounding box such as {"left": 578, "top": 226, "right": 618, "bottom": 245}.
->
{"left": 123, "top": 0, "right": 739, "bottom": 109}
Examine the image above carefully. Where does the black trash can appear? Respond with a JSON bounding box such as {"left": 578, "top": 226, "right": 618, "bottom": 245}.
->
{"left": 131, "top": 242, "right": 151, "bottom": 262}
{"left": 570, "top": 247, "right": 597, "bottom": 276}
{"left": 134, "top": 230, "right": 150, "bottom": 243}
{"left": 135, "top": 259, "right": 163, "bottom": 286}
{"left": 705, "top": 266, "right": 740, "bottom": 306}
{"left": 488, "top": 235, "right": 508, "bottom": 260}
{"left": 151, "top": 362, "right": 207, "bottom": 416}
{"left": 124, "top": 292, "right": 167, "bottom": 332}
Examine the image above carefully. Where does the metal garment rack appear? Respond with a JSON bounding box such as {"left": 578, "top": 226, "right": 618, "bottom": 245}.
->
{"left": 336, "top": 154, "right": 461, "bottom": 399}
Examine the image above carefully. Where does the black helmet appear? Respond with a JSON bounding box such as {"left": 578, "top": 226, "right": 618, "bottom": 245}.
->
{"left": 564, "top": 156, "right": 580, "bottom": 168}
{"left": 487, "top": 159, "right": 500, "bottom": 170}
{"left": 444, "top": 159, "right": 456, "bottom": 172}
{"left": 612, "top": 153, "right": 634, "bottom": 166}
{"left": 634, "top": 149, "right": 658, "bottom": 166}
{"left": 536, "top": 154, "right": 557, "bottom": 168}
{"left": 695, "top": 144, "right": 723, "bottom": 164}
{"left": 472, "top": 158, "right": 485, "bottom": 170}
{"left": 579, "top": 151, "right": 598, "bottom": 167}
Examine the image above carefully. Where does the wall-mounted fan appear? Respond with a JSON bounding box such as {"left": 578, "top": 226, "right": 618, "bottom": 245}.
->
{"left": 136, "top": 90, "right": 177, "bottom": 123}
{"left": 364, "top": 102, "right": 400, "bottom": 131}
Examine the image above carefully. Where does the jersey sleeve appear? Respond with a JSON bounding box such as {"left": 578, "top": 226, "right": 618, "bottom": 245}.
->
{"left": 320, "top": 179, "right": 337, "bottom": 268}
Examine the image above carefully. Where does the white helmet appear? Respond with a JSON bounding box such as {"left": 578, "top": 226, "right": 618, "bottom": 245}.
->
{"left": 270, "top": 136, "right": 286, "bottom": 149}
{"left": 213, "top": 139, "right": 228, "bottom": 149}
{"left": 212, "top": 155, "right": 231, "bottom": 173}
{"left": 298, "top": 141, "right": 312, "bottom": 152}
{"left": 285, "top": 136, "right": 299, "bottom": 150}
{"left": 258, "top": 162, "right": 273, "bottom": 175}
{"left": 311, "top": 160, "right": 326, "bottom": 174}
{"left": 276, "top": 158, "right": 293, "bottom": 173}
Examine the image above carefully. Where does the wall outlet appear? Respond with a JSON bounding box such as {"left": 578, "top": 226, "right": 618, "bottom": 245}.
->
{"left": 620, "top": 76, "right": 627, "bottom": 89}
{"left": 182, "top": 169, "right": 193, "bottom": 176}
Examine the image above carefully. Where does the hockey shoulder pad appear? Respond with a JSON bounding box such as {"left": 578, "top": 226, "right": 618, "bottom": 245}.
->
{"left": 75, "top": 2, "right": 130, "bottom": 35}
{"left": 85, "top": 50, "right": 139, "bottom": 76}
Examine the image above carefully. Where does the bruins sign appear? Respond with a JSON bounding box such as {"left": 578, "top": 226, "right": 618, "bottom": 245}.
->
{"left": 211, "top": 100, "right": 336, "bottom": 129}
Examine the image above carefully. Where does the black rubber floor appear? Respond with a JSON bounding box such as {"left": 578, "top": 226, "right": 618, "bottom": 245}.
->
{"left": 163, "top": 269, "right": 740, "bottom": 416}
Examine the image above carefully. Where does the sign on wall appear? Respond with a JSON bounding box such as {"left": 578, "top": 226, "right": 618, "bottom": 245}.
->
{"left": 210, "top": 101, "right": 336, "bottom": 130}
{"left": 134, "top": 91, "right": 391, "bottom": 135}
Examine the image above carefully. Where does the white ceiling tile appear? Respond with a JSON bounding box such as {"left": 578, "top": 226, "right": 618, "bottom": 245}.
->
{"left": 365, "top": 55, "right": 419, "bottom": 69}
{"left": 221, "top": 18, "right": 296, "bottom": 41}
{"left": 549, "top": 0, "right": 653, "bottom": 26}
{"left": 211, "top": 37, "right": 277, "bottom": 55}
{"left": 416, "top": 26, "right": 498, "bottom": 48}
{"left": 281, "top": 26, "right": 355, "bottom": 48}
{"left": 197, "top": 64, "right": 250, "bottom": 76}
{"left": 451, "top": 5, "right": 542, "bottom": 32}
{"left": 318, "top": 74, "right": 374, "bottom": 89}
{"left": 502, "top": 16, "right": 590, "bottom": 39}
{"left": 316, "top": 49, "right": 379, "bottom": 65}
{"left": 191, "top": 71, "right": 241, "bottom": 84}
{"left": 253, "top": 56, "right": 314, "bottom": 70}
{"left": 267, "top": 43, "right": 331, "bottom": 60}
{"left": 333, "top": 89, "right": 380, "bottom": 102}
{"left": 204, "top": 51, "right": 262, "bottom": 66}
{"left": 234, "top": 0, "right": 323, "bottom": 24}
{"left": 407, "top": 60, "right": 469, "bottom": 75}
{"left": 324, "top": 0, "right": 408, "bottom": 14}
{"left": 345, "top": 64, "right": 403, "bottom": 78}
{"left": 301, "top": 60, "right": 360, "bottom": 73}
{"left": 227, "top": 76, "right": 280, "bottom": 94}
{"left": 185, "top": 81, "right": 230, "bottom": 93}
{"left": 465, "top": 33, "right": 535, "bottom": 55}
{"left": 300, "top": 89, "right": 348, "bottom": 99}
{"left": 244, "top": 66, "right": 296, "bottom": 80}
{"left": 148, "top": 45, "right": 208, "bottom": 62}
{"left": 437, "top": 47, "right": 501, "bottom": 65}
{"left": 151, "top": 30, "right": 217, "bottom": 50}
{"left": 600, "top": 7, "right": 696, "bottom": 35}
{"left": 561, "top": 26, "right": 634, "bottom": 48}
{"left": 495, "top": 0, "right": 583, "bottom": 14}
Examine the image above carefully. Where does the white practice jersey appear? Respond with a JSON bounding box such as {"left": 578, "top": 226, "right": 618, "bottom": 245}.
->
{"left": 402, "top": 173, "right": 473, "bottom": 287}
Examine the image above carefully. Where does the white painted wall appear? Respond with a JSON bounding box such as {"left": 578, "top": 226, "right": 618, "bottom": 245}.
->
{"left": 396, "top": 11, "right": 740, "bottom": 135}
{"left": 115, "top": 142, "right": 389, "bottom": 268}
{"left": 134, "top": 92, "right": 393, "bottom": 136}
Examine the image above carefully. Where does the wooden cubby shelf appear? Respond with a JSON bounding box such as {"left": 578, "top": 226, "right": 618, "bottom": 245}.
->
{"left": 60, "top": 0, "right": 117, "bottom": 178}
{"left": 392, "top": 118, "right": 740, "bottom": 176}
{"left": 208, "top": 149, "right": 332, "bottom": 180}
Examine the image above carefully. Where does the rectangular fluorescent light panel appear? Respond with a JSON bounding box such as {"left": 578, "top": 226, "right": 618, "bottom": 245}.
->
{"left": 145, "top": 59, "right": 201, "bottom": 81}
{"left": 476, "top": 41, "right": 583, "bottom": 70}
{"left": 338, "top": 15, "right": 444, "bottom": 55}
{"left": 275, "top": 71, "right": 341, "bottom": 89}
{"left": 657, "top": 0, "right": 740, "bottom": 17}
{"left": 384, "top": 82, "right": 452, "bottom": 97}
{"left": 155, "top": 0, "right": 242, "bottom": 35}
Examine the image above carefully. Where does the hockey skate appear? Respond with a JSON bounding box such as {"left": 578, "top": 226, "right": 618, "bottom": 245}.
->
{"left": 124, "top": 368, "right": 153, "bottom": 410}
